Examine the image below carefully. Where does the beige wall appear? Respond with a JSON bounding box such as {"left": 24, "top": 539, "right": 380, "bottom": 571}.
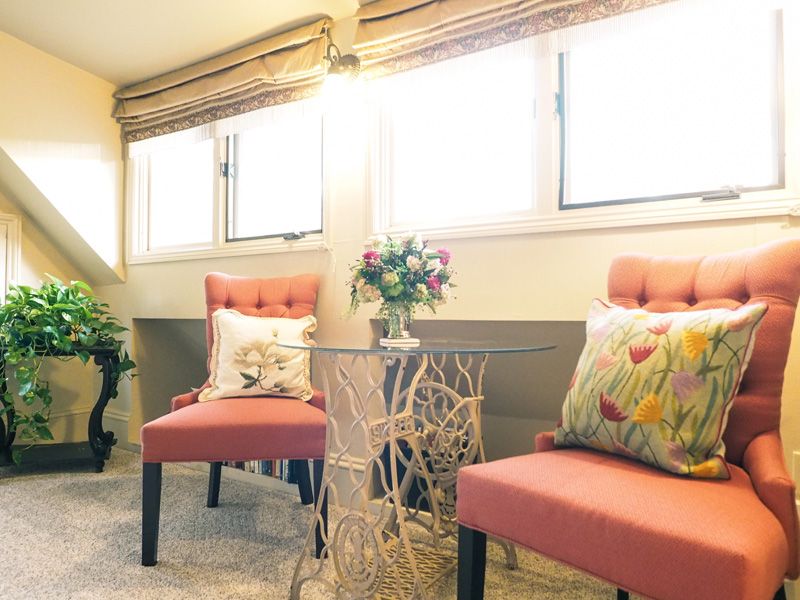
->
{"left": 0, "top": 31, "right": 124, "bottom": 282}
{"left": 0, "top": 190, "right": 96, "bottom": 443}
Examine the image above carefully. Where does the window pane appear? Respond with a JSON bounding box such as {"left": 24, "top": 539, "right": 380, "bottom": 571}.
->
{"left": 227, "top": 101, "right": 322, "bottom": 241}
{"left": 562, "top": 8, "right": 781, "bottom": 206}
{"left": 148, "top": 138, "right": 215, "bottom": 249}
{"left": 371, "top": 38, "right": 536, "bottom": 228}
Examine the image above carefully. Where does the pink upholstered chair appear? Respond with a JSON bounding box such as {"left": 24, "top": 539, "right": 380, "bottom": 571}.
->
{"left": 457, "top": 240, "right": 800, "bottom": 600}
{"left": 140, "top": 272, "right": 327, "bottom": 566}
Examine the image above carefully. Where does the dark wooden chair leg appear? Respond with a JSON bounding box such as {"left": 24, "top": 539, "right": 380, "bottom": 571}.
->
{"left": 294, "top": 459, "right": 314, "bottom": 505}
{"left": 774, "top": 585, "right": 787, "bottom": 600}
{"left": 457, "top": 524, "right": 486, "bottom": 600}
{"left": 312, "top": 458, "right": 327, "bottom": 559}
{"left": 142, "top": 462, "right": 162, "bottom": 566}
{"left": 207, "top": 461, "right": 222, "bottom": 508}
{"left": 617, "top": 590, "right": 630, "bottom": 600}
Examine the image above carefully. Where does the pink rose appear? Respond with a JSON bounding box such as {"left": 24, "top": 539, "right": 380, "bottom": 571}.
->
{"left": 426, "top": 275, "right": 441, "bottom": 292}
{"left": 436, "top": 248, "right": 451, "bottom": 265}
{"left": 362, "top": 250, "right": 380, "bottom": 266}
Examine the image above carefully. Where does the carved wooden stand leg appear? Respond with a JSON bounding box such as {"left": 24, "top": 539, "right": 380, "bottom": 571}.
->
{"left": 88, "top": 353, "right": 120, "bottom": 472}
{"left": 0, "top": 357, "right": 15, "bottom": 463}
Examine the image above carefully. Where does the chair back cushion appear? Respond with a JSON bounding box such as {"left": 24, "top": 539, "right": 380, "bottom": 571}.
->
{"left": 204, "top": 272, "right": 320, "bottom": 368}
{"left": 199, "top": 310, "right": 317, "bottom": 402}
{"left": 555, "top": 299, "right": 767, "bottom": 478}
{"left": 607, "top": 239, "right": 800, "bottom": 464}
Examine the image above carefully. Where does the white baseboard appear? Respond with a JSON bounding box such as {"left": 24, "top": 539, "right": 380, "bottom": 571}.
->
{"left": 103, "top": 408, "right": 138, "bottom": 452}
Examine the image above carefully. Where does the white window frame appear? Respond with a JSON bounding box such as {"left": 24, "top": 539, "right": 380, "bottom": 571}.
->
{"left": 127, "top": 117, "right": 328, "bottom": 265}
{"left": 367, "top": 4, "right": 800, "bottom": 241}
{"left": 0, "top": 213, "right": 21, "bottom": 301}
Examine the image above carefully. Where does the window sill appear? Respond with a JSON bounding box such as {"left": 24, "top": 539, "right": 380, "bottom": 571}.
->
{"left": 127, "top": 234, "right": 328, "bottom": 265}
{"left": 376, "top": 196, "right": 800, "bottom": 241}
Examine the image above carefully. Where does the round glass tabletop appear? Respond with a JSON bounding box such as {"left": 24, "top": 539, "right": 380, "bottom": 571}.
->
{"left": 277, "top": 338, "right": 556, "bottom": 355}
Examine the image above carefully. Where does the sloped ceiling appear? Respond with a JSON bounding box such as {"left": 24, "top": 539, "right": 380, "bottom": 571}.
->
{"left": 0, "top": 0, "right": 360, "bottom": 86}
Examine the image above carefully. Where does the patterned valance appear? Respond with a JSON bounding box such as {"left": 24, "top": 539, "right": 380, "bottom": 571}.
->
{"left": 114, "top": 18, "right": 330, "bottom": 142}
{"left": 354, "top": 0, "right": 678, "bottom": 77}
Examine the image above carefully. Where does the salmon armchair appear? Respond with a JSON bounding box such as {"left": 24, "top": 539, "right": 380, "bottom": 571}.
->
{"left": 140, "top": 273, "right": 327, "bottom": 566}
{"left": 457, "top": 240, "right": 800, "bottom": 600}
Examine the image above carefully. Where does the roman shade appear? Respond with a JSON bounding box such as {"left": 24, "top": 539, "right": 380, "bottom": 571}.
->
{"left": 353, "top": 0, "right": 677, "bottom": 76}
{"left": 114, "top": 18, "right": 330, "bottom": 142}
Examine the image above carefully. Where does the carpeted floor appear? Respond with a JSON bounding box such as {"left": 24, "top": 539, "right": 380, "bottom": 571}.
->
{"left": 0, "top": 449, "right": 615, "bottom": 599}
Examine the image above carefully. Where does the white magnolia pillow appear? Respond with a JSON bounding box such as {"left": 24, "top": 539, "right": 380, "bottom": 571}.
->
{"left": 199, "top": 309, "right": 316, "bottom": 402}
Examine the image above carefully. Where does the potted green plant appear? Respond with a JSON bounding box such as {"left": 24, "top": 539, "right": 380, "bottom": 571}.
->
{"left": 0, "top": 276, "right": 135, "bottom": 463}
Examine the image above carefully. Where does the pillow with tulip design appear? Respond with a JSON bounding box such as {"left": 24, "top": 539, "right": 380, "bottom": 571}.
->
{"left": 554, "top": 299, "right": 767, "bottom": 479}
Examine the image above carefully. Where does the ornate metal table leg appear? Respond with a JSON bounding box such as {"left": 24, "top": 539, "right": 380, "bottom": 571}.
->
{"left": 291, "top": 352, "right": 449, "bottom": 600}
{"left": 397, "top": 353, "right": 518, "bottom": 568}
{"left": 88, "top": 353, "right": 119, "bottom": 472}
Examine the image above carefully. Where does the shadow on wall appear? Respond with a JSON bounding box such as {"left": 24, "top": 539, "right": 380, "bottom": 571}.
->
{"left": 133, "top": 319, "right": 208, "bottom": 426}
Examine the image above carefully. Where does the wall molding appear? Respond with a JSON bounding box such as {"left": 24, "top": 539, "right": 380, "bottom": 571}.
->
{"left": 0, "top": 212, "right": 20, "bottom": 300}
{"left": 102, "top": 407, "right": 136, "bottom": 451}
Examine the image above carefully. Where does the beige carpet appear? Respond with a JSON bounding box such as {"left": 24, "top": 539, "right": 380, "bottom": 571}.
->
{"left": 0, "top": 449, "right": 615, "bottom": 599}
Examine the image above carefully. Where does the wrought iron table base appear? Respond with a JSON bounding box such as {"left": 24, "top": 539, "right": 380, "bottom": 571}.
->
{"left": 291, "top": 351, "right": 516, "bottom": 599}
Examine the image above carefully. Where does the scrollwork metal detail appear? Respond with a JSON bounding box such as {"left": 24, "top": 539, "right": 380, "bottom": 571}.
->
{"left": 333, "top": 513, "right": 385, "bottom": 597}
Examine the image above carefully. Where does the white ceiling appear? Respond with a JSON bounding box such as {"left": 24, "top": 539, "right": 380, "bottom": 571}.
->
{"left": 0, "top": 0, "right": 360, "bottom": 87}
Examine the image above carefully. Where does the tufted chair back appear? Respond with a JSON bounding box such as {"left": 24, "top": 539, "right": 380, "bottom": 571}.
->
{"left": 204, "top": 272, "right": 320, "bottom": 368}
{"left": 607, "top": 239, "right": 800, "bottom": 465}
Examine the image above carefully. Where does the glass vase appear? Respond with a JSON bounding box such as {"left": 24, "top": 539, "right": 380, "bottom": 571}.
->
{"left": 382, "top": 302, "right": 412, "bottom": 339}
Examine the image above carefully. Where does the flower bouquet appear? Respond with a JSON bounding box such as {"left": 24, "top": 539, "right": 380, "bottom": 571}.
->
{"left": 348, "top": 233, "right": 454, "bottom": 347}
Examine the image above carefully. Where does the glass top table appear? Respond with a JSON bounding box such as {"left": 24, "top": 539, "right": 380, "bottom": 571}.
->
{"left": 279, "top": 339, "right": 556, "bottom": 355}
{"left": 285, "top": 337, "right": 556, "bottom": 599}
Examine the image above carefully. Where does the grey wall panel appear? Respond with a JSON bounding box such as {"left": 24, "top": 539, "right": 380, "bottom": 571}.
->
{"left": 133, "top": 318, "right": 208, "bottom": 425}
{"left": 372, "top": 319, "right": 586, "bottom": 459}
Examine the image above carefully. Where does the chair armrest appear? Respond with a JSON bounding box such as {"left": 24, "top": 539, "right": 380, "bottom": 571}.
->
{"left": 535, "top": 431, "right": 556, "bottom": 453}
{"left": 170, "top": 382, "right": 210, "bottom": 412}
{"left": 743, "top": 430, "right": 799, "bottom": 578}
{"left": 309, "top": 387, "right": 325, "bottom": 412}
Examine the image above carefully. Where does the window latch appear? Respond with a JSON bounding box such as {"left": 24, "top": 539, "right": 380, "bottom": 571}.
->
{"left": 219, "top": 162, "right": 235, "bottom": 178}
{"left": 701, "top": 185, "right": 741, "bottom": 202}
{"left": 283, "top": 232, "right": 305, "bottom": 241}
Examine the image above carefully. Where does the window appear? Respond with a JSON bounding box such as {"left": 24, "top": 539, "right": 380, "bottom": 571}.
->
{"left": 147, "top": 138, "right": 215, "bottom": 250}
{"left": 226, "top": 102, "right": 323, "bottom": 241}
{"left": 560, "top": 7, "right": 782, "bottom": 208}
{"left": 128, "top": 98, "right": 323, "bottom": 262}
{"left": 367, "top": 1, "right": 798, "bottom": 238}
{"left": 368, "top": 38, "right": 538, "bottom": 232}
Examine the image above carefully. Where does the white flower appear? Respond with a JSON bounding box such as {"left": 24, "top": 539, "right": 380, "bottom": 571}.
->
{"left": 354, "top": 277, "right": 366, "bottom": 290}
{"left": 358, "top": 284, "right": 382, "bottom": 303}
{"left": 435, "top": 283, "right": 451, "bottom": 306}
{"left": 406, "top": 255, "right": 422, "bottom": 271}
{"left": 428, "top": 258, "right": 442, "bottom": 274}
{"left": 399, "top": 231, "right": 422, "bottom": 248}
{"left": 368, "top": 234, "right": 388, "bottom": 248}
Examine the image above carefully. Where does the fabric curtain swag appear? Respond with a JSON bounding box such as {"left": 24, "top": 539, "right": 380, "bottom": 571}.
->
{"left": 113, "top": 18, "right": 331, "bottom": 142}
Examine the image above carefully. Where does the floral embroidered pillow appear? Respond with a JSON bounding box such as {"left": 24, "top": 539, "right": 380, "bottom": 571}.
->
{"left": 554, "top": 300, "right": 767, "bottom": 479}
{"left": 199, "top": 309, "right": 316, "bottom": 402}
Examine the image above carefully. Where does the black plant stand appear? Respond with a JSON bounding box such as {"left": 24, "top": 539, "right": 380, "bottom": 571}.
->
{"left": 0, "top": 347, "right": 120, "bottom": 472}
